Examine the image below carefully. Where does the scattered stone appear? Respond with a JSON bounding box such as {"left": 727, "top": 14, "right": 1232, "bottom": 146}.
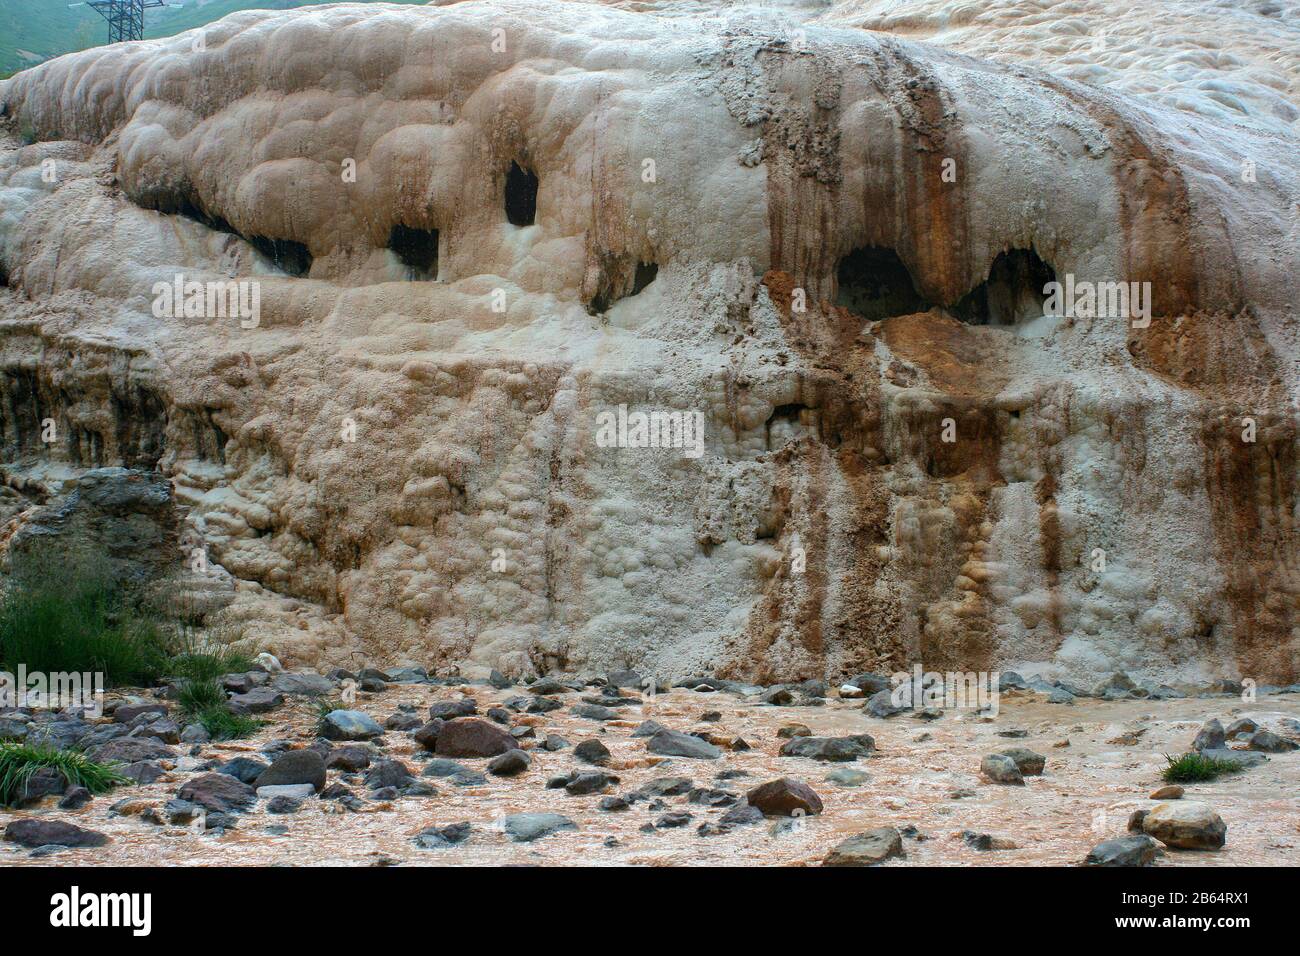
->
{"left": 996, "top": 728, "right": 1028, "bottom": 738}
{"left": 599, "top": 795, "right": 630, "bottom": 812}
{"left": 777, "top": 724, "right": 811, "bottom": 739}
{"left": 745, "top": 778, "right": 824, "bottom": 817}
{"left": 434, "top": 719, "right": 520, "bottom": 758}
{"left": 325, "top": 746, "right": 371, "bottom": 772}
{"left": 999, "top": 747, "right": 1045, "bottom": 776}
{"left": 543, "top": 735, "right": 570, "bottom": 751}
{"left": 865, "top": 688, "right": 907, "bottom": 718}
{"left": 1141, "top": 801, "right": 1227, "bottom": 850}
{"left": 255, "top": 749, "right": 326, "bottom": 792}
{"left": 529, "top": 677, "right": 572, "bottom": 696}
{"left": 1191, "top": 718, "right": 1225, "bottom": 753}
{"left": 1246, "top": 730, "right": 1298, "bottom": 752}
{"left": 838, "top": 684, "right": 866, "bottom": 699}
{"left": 574, "top": 739, "right": 611, "bottom": 765}
{"left": 364, "top": 758, "right": 414, "bottom": 790}
{"left": 413, "top": 719, "right": 444, "bottom": 750}
{"left": 86, "top": 738, "right": 173, "bottom": 764}
{"left": 1085, "top": 834, "right": 1159, "bottom": 867}
{"left": 961, "top": 830, "right": 1018, "bottom": 851}
{"left": 570, "top": 703, "right": 619, "bottom": 721}
{"left": 565, "top": 771, "right": 619, "bottom": 795}
{"left": 631, "top": 720, "right": 667, "bottom": 738}
{"left": 58, "top": 786, "right": 92, "bottom": 810}
{"left": 503, "top": 813, "right": 578, "bottom": 842}
{"left": 219, "top": 757, "right": 271, "bottom": 785}
{"left": 421, "top": 758, "right": 469, "bottom": 778}
{"left": 488, "top": 669, "right": 513, "bottom": 690}
{"left": 113, "top": 702, "right": 168, "bottom": 723}
{"left": 646, "top": 729, "right": 722, "bottom": 760}
{"left": 823, "top": 827, "right": 904, "bottom": 866}
{"left": 525, "top": 696, "right": 563, "bottom": 714}
{"left": 178, "top": 773, "right": 257, "bottom": 814}
{"left": 487, "top": 749, "right": 531, "bottom": 777}
{"left": 1150, "top": 785, "right": 1184, "bottom": 800}
{"left": 428, "top": 699, "right": 477, "bottom": 720}
{"left": 655, "top": 811, "right": 693, "bottom": 828}
{"left": 4, "top": 819, "right": 109, "bottom": 848}
{"left": 320, "top": 710, "right": 384, "bottom": 741}
{"left": 385, "top": 712, "right": 423, "bottom": 731}
{"left": 1199, "top": 748, "right": 1269, "bottom": 769}
{"left": 449, "top": 770, "right": 487, "bottom": 787}
{"left": 826, "top": 768, "right": 870, "bottom": 787}
{"left": 271, "top": 672, "right": 335, "bottom": 697}
{"left": 229, "top": 688, "right": 284, "bottom": 713}
{"left": 1225, "top": 717, "right": 1258, "bottom": 739}
{"left": 687, "top": 787, "right": 738, "bottom": 807}
{"left": 414, "top": 822, "right": 472, "bottom": 848}
{"left": 731, "top": 737, "right": 751, "bottom": 751}
{"left": 636, "top": 776, "right": 694, "bottom": 798}
{"left": 980, "top": 753, "right": 1024, "bottom": 785}
{"left": 1092, "top": 672, "right": 1136, "bottom": 699}
{"left": 179, "top": 723, "right": 210, "bottom": 744}
{"left": 120, "top": 760, "right": 164, "bottom": 785}
{"left": 719, "top": 803, "right": 764, "bottom": 827}
{"left": 779, "top": 734, "right": 875, "bottom": 762}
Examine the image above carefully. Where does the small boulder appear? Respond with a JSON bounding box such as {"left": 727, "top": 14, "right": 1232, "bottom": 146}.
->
{"left": 823, "top": 827, "right": 903, "bottom": 866}
{"left": 980, "top": 753, "right": 1024, "bottom": 785}
{"left": 779, "top": 734, "right": 874, "bottom": 762}
{"left": 1141, "top": 801, "right": 1227, "bottom": 850}
{"left": 320, "top": 710, "right": 384, "bottom": 741}
{"left": 487, "top": 749, "right": 531, "bottom": 777}
{"left": 503, "top": 812, "right": 578, "bottom": 842}
{"left": 434, "top": 719, "right": 520, "bottom": 758}
{"left": 646, "top": 729, "right": 722, "bottom": 760}
{"left": 4, "top": 819, "right": 109, "bottom": 848}
{"left": 1191, "top": 718, "right": 1225, "bottom": 753}
{"left": 178, "top": 773, "right": 256, "bottom": 814}
{"left": 744, "top": 778, "right": 824, "bottom": 817}
{"left": 1085, "top": 834, "right": 1159, "bottom": 867}
{"left": 999, "top": 747, "right": 1045, "bottom": 776}
{"left": 574, "top": 739, "right": 611, "bottom": 765}
{"left": 255, "top": 749, "right": 326, "bottom": 792}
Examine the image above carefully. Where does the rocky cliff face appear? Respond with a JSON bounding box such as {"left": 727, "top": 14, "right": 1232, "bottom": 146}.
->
{"left": 0, "top": 0, "right": 1296, "bottom": 684}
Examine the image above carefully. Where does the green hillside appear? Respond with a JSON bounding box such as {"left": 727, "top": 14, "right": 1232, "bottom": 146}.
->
{"left": 1, "top": 0, "right": 427, "bottom": 78}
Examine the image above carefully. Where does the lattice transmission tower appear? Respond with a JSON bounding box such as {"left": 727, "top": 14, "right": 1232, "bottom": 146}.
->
{"left": 85, "top": 0, "right": 168, "bottom": 44}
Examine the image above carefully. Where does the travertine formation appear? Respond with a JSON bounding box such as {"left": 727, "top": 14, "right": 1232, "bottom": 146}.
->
{"left": 0, "top": 1, "right": 1297, "bottom": 683}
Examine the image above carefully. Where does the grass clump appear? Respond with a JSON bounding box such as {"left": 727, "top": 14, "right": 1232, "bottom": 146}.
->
{"left": 1161, "top": 752, "right": 1244, "bottom": 783}
{"left": 0, "top": 742, "right": 130, "bottom": 806}
{"left": 0, "top": 555, "right": 170, "bottom": 686}
{"left": 176, "top": 676, "right": 261, "bottom": 742}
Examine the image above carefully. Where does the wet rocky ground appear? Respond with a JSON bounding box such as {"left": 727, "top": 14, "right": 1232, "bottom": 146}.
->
{"left": 2, "top": 667, "right": 1298, "bottom": 866}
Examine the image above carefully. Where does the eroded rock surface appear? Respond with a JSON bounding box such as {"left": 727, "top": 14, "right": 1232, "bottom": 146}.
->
{"left": 0, "top": 0, "right": 1297, "bottom": 684}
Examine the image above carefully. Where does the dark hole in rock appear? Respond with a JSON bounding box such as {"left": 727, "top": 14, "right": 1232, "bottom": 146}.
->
{"left": 950, "top": 249, "right": 1056, "bottom": 326}
{"left": 0, "top": 259, "right": 8, "bottom": 286}
{"left": 249, "top": 236, "right": 313, "bottom": 277}
{"left": 589, "top": 260, "right": 659, "bottom": 314}
{"left": 388, "top": 225, "right": 439, "bottom": 280}
{"left": 632, "top": 261, "right": 658, "bottom": 295}
{"left": 505, "top": 161, "right": 538, "bottom": 226}
{"left": 835, "top": 246, "right": 930, "bottom": 321}
{"left": 169, "top": 196, "right": 311, "bottom": 278}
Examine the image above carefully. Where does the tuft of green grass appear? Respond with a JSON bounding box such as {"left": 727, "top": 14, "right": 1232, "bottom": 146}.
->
{"left": 190, "top": 705, "right": 261, "bottom": 742}
{"left": 177, "top": 677, "right": 226, "bottom": 714}
{"left": 0, "top": 742, "right": 130, "bottom": 806}
{"left": 176, "top": 676, "right": 260, "bottom": 742}
{"left": 0, "top": 554, "right": 171, "bottom": 686}
{"left": 1161, "top": 752, "right": 1244, "bottom": 783}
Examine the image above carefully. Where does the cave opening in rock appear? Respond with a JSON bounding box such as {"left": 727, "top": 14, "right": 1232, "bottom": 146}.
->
{"left": 388, "top": 224, "right": 439, "bottom": 280}
{"left": 632, "top": 261, "right": 658, "bottom": 295}
{"left": 505, "top": 161, "right": 538, "bottom": 226}
{"left": 835, "top": 246, "right": 930, "bottom": 320}
{"left": 951, "top": 249, "right": 1056, "bottom": 326}
{"left": 249, "top": 236, "right": 313, "bottom": 277}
